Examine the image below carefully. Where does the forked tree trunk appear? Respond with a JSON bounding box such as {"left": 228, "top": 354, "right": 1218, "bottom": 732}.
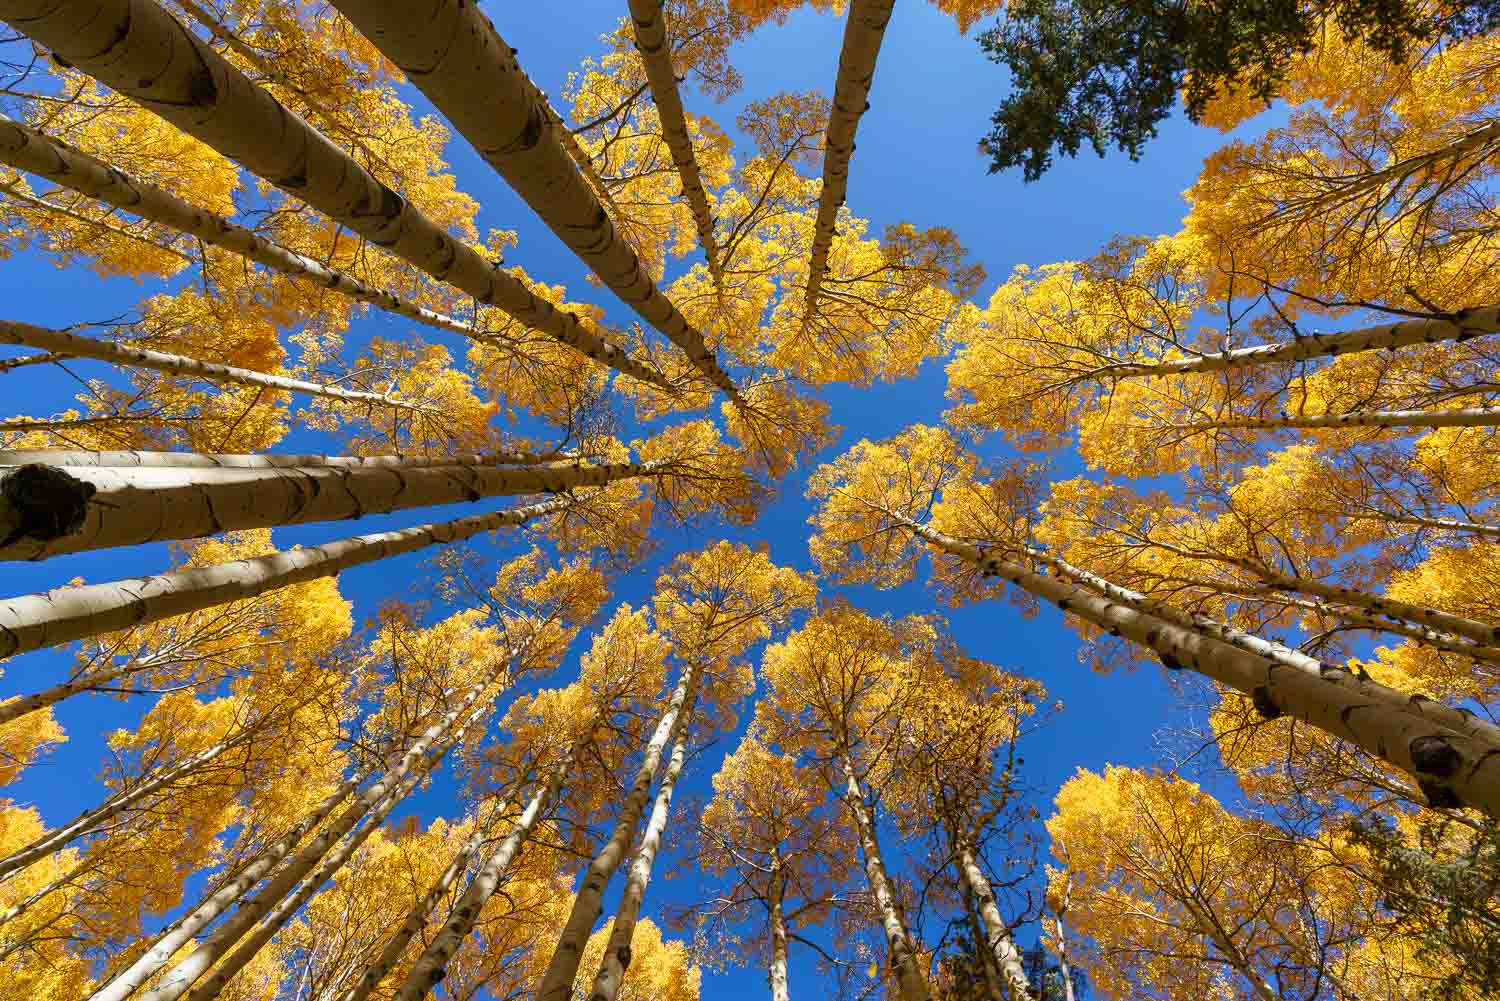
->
{"left": 0, "top": 0, "right": 671, "bottom": 390}
{"left": 903, "top": 520, "right": 1500, "bottom": 815}
{"left": 0, "top": 118, "right": 481, "bottom": 341}
{"left": 1176, "top": 405, "right": 1500, "bottom": 431}
{"left": 328, "top": 0, "right": 743, "bottom": 405}
{"left": 587, "top": 701, "right": 695, "bottom": 1001}
{"left": 627, "top": 0, "right": 722, "bottom": 285}
{"left": 534, "top": 663, "right": 702, "bottom": 1001}
{"left": 0, "top": 319, "right": 432, "bottom": 413}
{"left": 0, "top": 454, "right": 659, "bottom": 560}
{"left": 0, "top": 493, "right": 574, "bottom": 658}
{"left": 801, "top": 0, "right": 895, "bottom": 318}
{"left": 955, "top": 843, "right": 1032, "bottom": 1001}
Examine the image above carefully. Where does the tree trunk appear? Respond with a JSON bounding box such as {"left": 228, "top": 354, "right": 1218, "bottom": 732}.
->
{"left": 0, "top": 647, "right": 187, "bottom": 727}
{"left": 0, "top": 319, "right": 432, "bottom": 412}
{"left": 0, "top": 448, "right": 573, "bottom": 470}
{"left": 1181, "top": 898, "right": 1280, "bottom": 1001}
{"left": 1177, "top": 405, "right": 1500, "bottom": 431}
{"left": 587, "top": 695, "right": 695, "bottom": 1001}
{"left": 905, "top": 520, "right": 1500, "bottom": 815}
{"left": 1251, "top": 567, "right": 1500, "bottom": 648}
{"left": 393, "top": 741, "right": 578, "bottom": 1001}
{"left": 961, "top": 884, "right": 1005, "bottom": 1001}
{"left": 1096, "top": 305, "right": 1500, "bottom": 379}
{"left": 0, "top": 493, "right": 574, "bottom": 658}
{"left": 801, "top": 0, "right": 895, "bottom": 316}
{"left": 955, "top": 843, "right": 1032, "bottom": 1001}
{"left": 328, "top": 0, "right": 742, "bottom": 405}
{"left": 0, "top": 0, "right": 671, "bottom": 391}
{"left": 85, "top": 766, "right": 371, "bottom": 1001}
{"left": 768, "top": 873, "right": 791, "bottom": 1001}
{"left": 140, "top": 683, "right": 495, "bottom": 1001}
{"left": 0, "top": 453, "right": 658, "bottom": 560}
{"left": 838, "top": 753, "right": 931, "bottom": 1001}
{"left": 0, "top": 117, "right": 481, "bottom": 341}
{"left": 0, "top": 732, "right": 246, "bottom": 881}
{"left": 1376, "top": 512, "right": 1500, "bottom": 540}
{"left": 627, "top": 0, "right": 721, "bottom": 285}
{"left": 534, "top": 662, "right": 702, "bottom": 1001}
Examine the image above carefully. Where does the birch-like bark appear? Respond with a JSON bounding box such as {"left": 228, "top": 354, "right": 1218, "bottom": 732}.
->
{"left": 0, "top": 319, "right": 431, "bottom": 412}
{"left": 0, "top": 454, "right": 658, "bottom": 560}
{"left": 1175, "top": 405, "right": 1500, "bottom": 431}
{"left": 515, "top": 70, "right": 627, "bottom": 226}
{"left": 1090, "top": 305, "right": 1500, "bottom": 379}
{"left": 904, "top": 520, "right": 1500, "bottom": 814}
{"left": 955, "top": 843, "right": 1032, "bottom": 1001}
{"left": 86, "top": 766, "right": 371, "bottom": 1001}
{"left": 0, "top": 493, "right": 574, "bottom": 658}
{"left": 0, "top": 733, "right": 245, "bottom": 881}
{"left": 1251, "top": 566, "right": 1500, "bottom": 648}
{"left": 1375, "top": 512, "right": 1500, "bottom": 540}
{"left": 627, "top": 0, "right": 721, "bottom": 284}
{"left": 185, "top": 699, "right": 488, "bottom": 1001}
{"left": 534, "top": 663, "right": 702, "bottom": 1001}
{"left": 0, "top": 647, "right": 185, "bottom": 726}
{"left": 0, "top": 179, "right": 192, "bottom": 261}
{"left": 801, "top": 0, "right": 895, "bottom": 316}
{"left": 838, "top": 753, "right": 930, "bottom": 1001}
{"left": 328, "top": 0, "right": 743, "bottom": 405}
{"left": 0, "top": 117, "right": 481, "bottom": 341}
{"left": 768, "top": 874, "right": 791, "bottom": 1001}
{"left": 962, "top": 886, "right": 1005, "bottom": 1001}
{"left": 141, "top": 684, "right": 494, "bottom": 1001}
{"left": 392, "top": 742, "right": 577, "bottom": 1001}
{"left": 587, "top": 696, "right": 695, "bottom": 1001}
{"left": 0, "top": 448, "right": 573, "bottom": 470}
{"left": 0, "top": 853, "right": 93, "bottom": 929}
{"left": 0, "top": 0, "right": 671, "bottom": 391}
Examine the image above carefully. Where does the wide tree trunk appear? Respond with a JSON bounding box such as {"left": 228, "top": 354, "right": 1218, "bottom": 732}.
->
{"left": 801, "top": 0, "right": 895, "bottom": 316}
{"left": 955, "top": 843, "right": 1033, "bottom": 1001}
{"left": 0, "top": 0, "right": 671, "bottom": 391}
{"left": 0, "top": 117, "right": 481, "bottom": 341}
{"left": 1095, "top": 305, "right": 1500, "bottom": 379}
{"left": 85, "top": 766, "right": 371, "bottom": 1001}
{"left": 587, "top": 701, "right": 695, "bottom": 1001}
{"left": 838, "top": 753, "right": 931, "bottom": 1001}
{"left": 328, "top": 0, "right": 742, "bottom": 405}
{"left": 393, "top": 741, "right": 577, "bottom": 1001}
{"left": 0, "top": 493, "right": 574, "bottom": 658}
{"left": 0, "top": 319, "right": 432, "bottom": 412}
{"left": 627, "top": 0, "right": 721, "bottom": 285}
{"left": 534, "top": 663, "right": 702, "bottom": 1001}
{"left": 140, "top": 683, "right": 495, "bottom": 1001}
{"left": 1, "top": 448, "right": 573, "bottom": 470}
{"left": 1177, "top": 405, "right": 1500, "bottom": 431}
{"left": 905, "top": 521, "right": 1500, "bottom": 815}
{"left": 0, "top": 453, "right": 659, "bottom": 560}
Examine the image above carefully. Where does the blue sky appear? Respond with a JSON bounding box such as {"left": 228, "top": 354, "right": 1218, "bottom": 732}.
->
{"left": 0, "top": 1, "right": 1266, "bottom": 996}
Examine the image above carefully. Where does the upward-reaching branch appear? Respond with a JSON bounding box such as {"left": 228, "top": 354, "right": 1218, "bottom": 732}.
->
{"left": 801, "top": 0, "right": 895, "bottom": 319}
{"left": 329, "top": 0, "right": 746, "bottom": 406}
{"left": 0, "top": 0, "right": 673, "bottom": 391}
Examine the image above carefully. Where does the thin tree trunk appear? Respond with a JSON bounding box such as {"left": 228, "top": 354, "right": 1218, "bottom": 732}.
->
{"left": 0, "top": 647, "right": 183, "bottom": 726}
{"left": 1375, "top": 512, "right": 1500, "bottom": 540}
{"left": 0, "top": 853, "right": 94, "bottom": 929}
{"left": 955, "top": 843, "right": 1032, "bottom": 1001}
{"left": 0, "top": 0, "right": 672, "bottom": 391}
{"left": 328, "top": 0, "right": 743, "bottom": 406}
{"left": 903, "top": 520, "right": 1500, "bottom": 815}
{"left": 140, "top": 683, "right": 495, "bottom": 1001}
{"left": 0, "top": 117, "right": 483, "bottom": 341}
{"left": 0, "top": 493, "right": 574, "bottom": 658}
{"left": 627, "top": 0, "right": 721, "bottom": 285}
{"left": 1176, "top": 405, "right": 1500, "bottom": 431}
{"left": 86, "top": 766, "right": 372, "bottom": 1001}
{"left": 0, "top": 453, "right": 658, "bottom": 560}
{"left": 0, "top": 179, "right": 192, "bottom": 261}
{"left": 1252, "top": 566, "right": 1500, "bottom": 648}
{"left": 0, "top": 351, "right": 65, "bottom": 372}
{"left": 0, "top": 319, "right": 433, "bottom": 412}
{"left": 1181, "top": 898, "right": 1280, "bottom": 1001}
{"left": 838, "top": 752, "right": 930, "bottom": 1001}
{"left": 534, "top": 662, "right": 702, "bottom": 1001}
{"left": 801, "top": 0, "right": 895, "bottom": 317}
{"left": 768, "top": 872, "right": 791, "bottom": 1001}
{"left": 961, "top": 884, "right": 1004, "bottom": 1001}
{"left": 1094, "top": 305, "right": 1500, "bottom": 379}
{"left": 0, "top": 733, "right": 245, "bottom": 881}
{"left": 392, "top": 741, "right": 577, "bottom": 1001}
{"left": 587, "top": 694, "right": 695, "bottom": 1001}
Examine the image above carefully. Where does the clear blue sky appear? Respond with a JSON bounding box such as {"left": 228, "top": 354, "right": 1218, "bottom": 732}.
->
{"left": 0, "top": 1, "right": 1265, "bottom": 996}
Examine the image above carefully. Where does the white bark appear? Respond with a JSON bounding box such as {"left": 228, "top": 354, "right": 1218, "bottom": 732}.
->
{"left": 0, "top": 448, "right": 573, "bottom": 469}
{"left": 0, "top": 319, "right": 431, "bottom": 412}
{"left": 141, "top": 684, "right": 494, "bottom": 1001}
{"left": 0, "top": 117, "right": 481, "bottom": 340}
{"left": 534, "top": 662, "right": 701, "bottom": 1001}
{"left": 327, "top": 0, "right": 742, "bottom": 405}
{"left": 768, "top": 878, "right": 790, "bottom": 1001}
{"left": 0, "top": 454, "right": 657, "bottom": 559}
{"left": 1253, "top": 566, "right": 1500, "bottom": 648}
{"left": 907, "top": 521, "right": 1500, "bottom": 815}
{"left": 0, "top": 493, "right": 574, "bottom": 658}
{"left": 955, "top": 844, "right": 1032, "bottom": 1001}
{"left": 1376, "top": 513, "right": 1500, "bottom": 540}
{"left": 0, "top": 0, "right": 672, "bottom": 390}
{"left": 1177, "top": 406, "right": 1500, "bottom": 431}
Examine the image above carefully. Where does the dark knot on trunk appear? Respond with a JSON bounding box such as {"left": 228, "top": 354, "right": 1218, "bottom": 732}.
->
{"left": 1417, "top": 778, "right": 1463, "bottom": 810}
{"left": 1, "top": 464, "right": 95, "bottom": 546}
{"left": 1250, "top": 685, "right": 1282, "bottom": 720}
{"left": 1409, "top": 735, "right": 1462, "bottom": 778}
